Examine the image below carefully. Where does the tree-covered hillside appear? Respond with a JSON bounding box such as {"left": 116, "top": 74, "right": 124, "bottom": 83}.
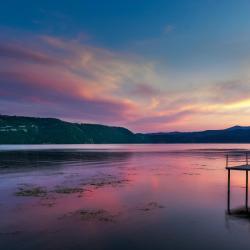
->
{"left": 2, "top": 115, "right": 250, "bottom": 144}
{"left": 0, "top": 115, "right": 138, "bottom": 144}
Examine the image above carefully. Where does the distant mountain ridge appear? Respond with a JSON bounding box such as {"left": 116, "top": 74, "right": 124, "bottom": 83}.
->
{"left": 224, "top": 125, "right": 250, "bottom": 131}
{"left": 1, "top": 115, "right": 250, "bottom": 144}
{"left": 145, "top": 125, "right": 250, "bottom": 143}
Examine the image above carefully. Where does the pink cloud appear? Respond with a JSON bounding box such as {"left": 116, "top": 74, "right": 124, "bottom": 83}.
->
{"left": 0, "top": 34, "right": 166, "bottom": 129}
{"left": 127, "top": 83, "right": 160, "bottom": 97}
{"left": 0, "top": 70, "right": 136, "bottom": 123}
{"left": 3, "top": 33, "right": 249, "bottom": 132}
{"left": 0, "top": 43, "right": 64, "bottom": 66}
{"left": 128, "top": 110, "right": 195, "bottom": 132}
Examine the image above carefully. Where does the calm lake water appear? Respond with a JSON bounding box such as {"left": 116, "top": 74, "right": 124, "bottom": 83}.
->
{"left": 1, "top": 144, "right": 250, "bottom": 250}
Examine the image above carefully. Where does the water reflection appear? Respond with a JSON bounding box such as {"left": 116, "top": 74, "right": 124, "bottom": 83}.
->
{"left": 1, "top": 144, "right": 250, "bottom": 250}
{"left": 0, "top": 150, "right": 133, "bottom": 172}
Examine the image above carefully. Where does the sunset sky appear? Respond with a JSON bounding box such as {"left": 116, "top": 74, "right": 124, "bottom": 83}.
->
{"left": 1, "top": 1, "right": 250, "bottom": 132}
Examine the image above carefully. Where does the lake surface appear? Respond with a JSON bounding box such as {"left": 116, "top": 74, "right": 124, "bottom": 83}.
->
{"left": 1, "top": 144, "right": 250, "bottom": 250}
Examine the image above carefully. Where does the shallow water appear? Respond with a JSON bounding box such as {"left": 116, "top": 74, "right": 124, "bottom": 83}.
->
{"left": 1, "top": 144, "right": 250, "bottom": 250}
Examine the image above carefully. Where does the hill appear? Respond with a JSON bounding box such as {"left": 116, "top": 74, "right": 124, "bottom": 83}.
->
{"left": 0, "top": 115, "right": 137, "bottom": 144}
{"left": 1, "top": 115, "right": 250, "bottom": 144}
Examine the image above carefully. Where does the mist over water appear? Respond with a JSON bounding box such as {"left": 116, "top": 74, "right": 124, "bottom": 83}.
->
{"left": 1, "top": 144, "right": 250, "bottom": 250}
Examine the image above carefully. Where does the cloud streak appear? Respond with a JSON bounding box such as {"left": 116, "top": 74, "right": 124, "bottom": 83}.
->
{"left": 0, "top": 34, "right": 163, "bottom": 127}
{"left": 1, "top": 32, "right": 250, "bottom": 132}
{"left": 0, "top": 43, "right": 63, "bottom": 66}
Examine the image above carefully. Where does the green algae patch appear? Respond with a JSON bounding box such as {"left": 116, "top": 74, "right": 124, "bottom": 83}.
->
{"left": 138, "top": 202, "right": 165, "bottom": 212}
{"left": 79, "top": 209, "right": 115, "bottom": 222}
{"left": 15, "top": 186, "right": 47, "bottom": 197}
{"left": 54, "top": 187, "right": 85, "bottom": 194}
{"left": 61, "top": 209, "right": 117, "bottom": 223}
{"left": 82, "top": 175, "right": 130, "bottom": 189}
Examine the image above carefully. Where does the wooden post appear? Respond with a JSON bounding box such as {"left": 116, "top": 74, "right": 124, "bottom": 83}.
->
{"left": 227, "top": 169, "right": 231, "bottom": 213}
{"left": 246, "top": 170, "right": 248, "bottom": 212}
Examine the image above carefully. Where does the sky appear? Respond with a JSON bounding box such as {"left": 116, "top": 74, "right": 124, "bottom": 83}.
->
{"left": 1, "top": 0, "right": 250, "bottom": 132}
